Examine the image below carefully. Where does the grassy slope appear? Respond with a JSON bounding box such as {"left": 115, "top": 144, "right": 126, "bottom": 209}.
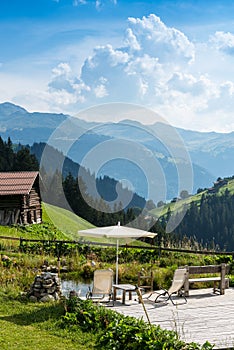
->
{"left": 150, "top": 178, "right": 234, "bottom": 219}
{"left": 0, "top": 203, "right": 94, "bottom": 241}
{"left": 0, "top": 203, "right": 148, "bottom": 246}
{"left": 43, "top": 203, "right": 150, "bottom": 246}
{"left": 42, "top": 202, "right": 95, "bottom": 240}
{"left": 150, "top": 191, "right": 204, "bottom": 218}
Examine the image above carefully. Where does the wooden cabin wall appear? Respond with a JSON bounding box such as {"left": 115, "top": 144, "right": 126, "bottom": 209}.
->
{"left": 0, "top": 195, "right": 21, "bottom": 225}
{"left": 0, "top": 186, "right": 42, "bottom": 226}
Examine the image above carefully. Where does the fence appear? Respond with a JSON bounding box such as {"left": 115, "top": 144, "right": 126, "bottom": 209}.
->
{"left": 0, "top": 235, "right": 233, "bottom": 260}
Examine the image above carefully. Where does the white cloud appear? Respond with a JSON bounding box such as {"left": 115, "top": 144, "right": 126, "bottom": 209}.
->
{"left": 73, "top": 0, "right": 87, "bottom": 6}
{"left": 94, "top": 84, "right": 108, "bottom": 98}
{"left": 53, "top": 0, "right": 117, "bottom": 8}
{"left": 95, "top": 0, "right": 117, "bottom": 10}
{"left": 46, "top": 14, "right": 196, "bottom": 109}
{"left": 127, "top": 14, "right": 195, "bottom": 65}
{"left": 167, "top": 72, "right": 215, "bottom": 97}
{"left": 51, "top": 62, "right": 72, "bottom": 78}
{"left": 6, "top": 13, "right": 234, "bottom": 132}
{"left": 210, "top": 31, "right": 234, "bottom": 55}
{"left": 124, "top": 28, "right": 141, "bottom": 51}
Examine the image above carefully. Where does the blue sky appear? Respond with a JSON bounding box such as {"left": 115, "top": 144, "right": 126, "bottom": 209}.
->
{"left": 1, "top": 0, "right": 234, "bottom": 132}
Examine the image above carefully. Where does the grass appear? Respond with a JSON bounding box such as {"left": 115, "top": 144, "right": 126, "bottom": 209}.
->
{"left": 149, "top": 191, "right": 204, "bottom": 218}
{"left": 0, "top": 202, "right": 95, "bottom": 253}
{"left": 0, "top": 290, "right": 97, "bottom": 350}
{"left": 42, "top": 203, "right": 95, "bottom": 240}
{"left": 0, "top": 202, "right": 94, "bottom": 241}
{"left": 0, "top": 203, "right": 154, "bottom": 252}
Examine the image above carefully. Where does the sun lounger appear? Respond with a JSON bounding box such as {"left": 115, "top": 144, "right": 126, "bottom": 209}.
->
{"left": 144, "top": 268, "right": 187, "bottom": 305}
{"left": 86, "top": 268, "right": 113, "bottom": 304}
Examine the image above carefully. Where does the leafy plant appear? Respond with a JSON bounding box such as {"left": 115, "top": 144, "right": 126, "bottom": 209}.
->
{"left": 61, "top": 297, "right": 214, "bottom": 350}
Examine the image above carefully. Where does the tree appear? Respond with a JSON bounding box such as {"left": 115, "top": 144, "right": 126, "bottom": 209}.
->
{"left": 0, "top": 137, "right": 38, "bottom": 171}
{"left": 180, "top": 190, "right": 189, "bottom": 199}
{"left": 14, "top": 147, "right": 39, "bottom": 171}
{"left": 157, "top": 200, "right": 165, "bottom": 208}
{"left": 145, "top": 199, "right": 156, "bottom": 210}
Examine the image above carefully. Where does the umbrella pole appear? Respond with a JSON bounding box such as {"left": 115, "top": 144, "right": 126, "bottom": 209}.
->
{"left": 116, "top": 239, "right": 119, "bottom": 284}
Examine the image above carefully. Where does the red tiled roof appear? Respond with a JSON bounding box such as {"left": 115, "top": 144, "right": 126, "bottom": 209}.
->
{"left": 0, "top": 171, "right": 39, "bottom": 195}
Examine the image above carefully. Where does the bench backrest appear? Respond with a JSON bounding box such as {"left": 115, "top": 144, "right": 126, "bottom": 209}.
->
{"left": 186, "top": 264, "right": 229, "bottom": 274}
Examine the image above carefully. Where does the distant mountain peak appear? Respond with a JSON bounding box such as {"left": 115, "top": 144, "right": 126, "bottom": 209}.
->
{"left": 0, "top": 102, "right": 28, "bottom": 115}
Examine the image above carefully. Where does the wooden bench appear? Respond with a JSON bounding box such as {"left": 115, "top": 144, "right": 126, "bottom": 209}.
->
{"left": 183, "top": 263, "right": 230, "bottom": 296}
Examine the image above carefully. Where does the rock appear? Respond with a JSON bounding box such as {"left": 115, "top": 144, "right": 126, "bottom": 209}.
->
{"left": 40, "top": 294, "right": 55, "bottom": 302}
{"left": 43, "top": 282, "right": 53, "bottom": 288}
{"left": 29, "top": 295, "right": 38, "bottom": 302}
{"left": 53, "top": 292, "right": 60, "bottom": 300}
{"left": 47, "top": 286, "right": 56, "bottom": 294}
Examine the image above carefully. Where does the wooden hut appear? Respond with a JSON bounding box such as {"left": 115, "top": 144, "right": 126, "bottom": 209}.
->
{"left": 0, "top": 171, "right": 42, "bottom": 225}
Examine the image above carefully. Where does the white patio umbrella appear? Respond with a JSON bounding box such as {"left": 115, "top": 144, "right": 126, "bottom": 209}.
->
{"left": 79, "top": 222, "right": 157, "bottom": 284}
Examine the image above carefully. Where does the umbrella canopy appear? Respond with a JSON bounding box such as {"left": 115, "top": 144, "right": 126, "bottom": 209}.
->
{"left": 79, "top": 222, "right": 157, "bottom": 284}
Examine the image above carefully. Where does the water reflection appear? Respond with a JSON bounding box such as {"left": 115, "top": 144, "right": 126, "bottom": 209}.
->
{"left": 61, "top": 280, "right": 92, "bottom": 298}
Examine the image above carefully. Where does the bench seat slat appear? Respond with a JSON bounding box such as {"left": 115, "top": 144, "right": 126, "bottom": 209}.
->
{"left": 189, "top": 277, "right": 221, "bottom": 283}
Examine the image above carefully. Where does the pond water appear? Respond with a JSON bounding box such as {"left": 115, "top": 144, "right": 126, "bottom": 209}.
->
{"left": 61, "top": 279, "right": 92, "bottom": 298}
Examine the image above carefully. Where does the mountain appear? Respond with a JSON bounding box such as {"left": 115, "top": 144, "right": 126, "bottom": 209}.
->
{"left": 2, "top": 102, "right": 234, "bottom": 202}
{"left": 30, "top": 142, "right": 146, "bottom": 210}
{"left": 177, "top": 127, "right": 234, "bottom": 178}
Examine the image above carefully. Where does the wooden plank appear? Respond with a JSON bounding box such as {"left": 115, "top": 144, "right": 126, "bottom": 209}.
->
{"left": 189, "top": 277, "right": 221, "bottom": 282}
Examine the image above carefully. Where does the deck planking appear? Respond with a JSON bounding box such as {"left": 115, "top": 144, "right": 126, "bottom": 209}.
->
{"left": 109, "top": 287, "right": 234, "bottom": 349}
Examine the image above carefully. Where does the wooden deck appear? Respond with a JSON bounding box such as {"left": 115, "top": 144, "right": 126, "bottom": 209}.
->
{"left": 109, "top": 287, "right": 234, "bottom": 349}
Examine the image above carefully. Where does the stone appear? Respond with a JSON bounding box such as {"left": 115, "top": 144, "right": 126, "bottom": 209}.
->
{"left": 40, "top": 294, "right": 55, "bottom": 302}
{"left": 53, "top": 292, "right": 60, "bottom": 300}
{"left": 47, "top": 286, "right": 56, "bottom": 294}
{"left": 29, "top": 295, "right": 38, "bottom": 302}
{"left": 43, "top": 282, "right": 53, "bottom": 288}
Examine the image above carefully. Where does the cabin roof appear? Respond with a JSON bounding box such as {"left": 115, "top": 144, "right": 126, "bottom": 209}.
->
{"left": 0, "top": 171, "right": 39, "bottom": 196}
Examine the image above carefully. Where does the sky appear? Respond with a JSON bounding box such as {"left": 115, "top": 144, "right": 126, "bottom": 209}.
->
{"left": 1, "top": 0, "right": 234, "bottom": 132}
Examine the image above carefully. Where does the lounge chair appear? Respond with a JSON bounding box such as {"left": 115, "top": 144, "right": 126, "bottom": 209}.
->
{"left": 144, "top": 268, "right": 187, "bottom": 305}
{"left": 86, "top": 269, "right": 113, "bottom": 304}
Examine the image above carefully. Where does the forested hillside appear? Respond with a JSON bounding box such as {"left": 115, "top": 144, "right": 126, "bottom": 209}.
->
{"left": 0, "top": 137, "right": 146, "bottom": 228}
{"left": 162, "top": 182, "right": 234, "bottom": 251}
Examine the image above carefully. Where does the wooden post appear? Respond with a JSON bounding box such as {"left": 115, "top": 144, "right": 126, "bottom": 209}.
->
{"left": 184, "top": 265, "right": 189, "bottom": 296}
{"left": 220, "top": 263, "right": 226, "bottom": 295}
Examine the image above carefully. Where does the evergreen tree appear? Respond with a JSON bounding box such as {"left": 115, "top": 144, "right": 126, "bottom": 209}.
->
{"left": 14, "top": 147, "right": 39, "bottom": 171}
{"left": 0, "top": 137, "right": 38, "bottom": 171}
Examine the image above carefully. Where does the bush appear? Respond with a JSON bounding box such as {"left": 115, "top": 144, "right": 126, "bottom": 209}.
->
{"left": 61, "top": 297, "right": 213, "bottom": 350}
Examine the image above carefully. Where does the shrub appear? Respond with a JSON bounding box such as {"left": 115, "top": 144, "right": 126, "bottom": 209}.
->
{"left": 60, "top": 297, "right": 213, "bottom": 350}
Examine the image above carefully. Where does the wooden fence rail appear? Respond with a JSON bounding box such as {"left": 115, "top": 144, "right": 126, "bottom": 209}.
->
{"left": 0, "top": 235, "right": 233, "bottom": 259}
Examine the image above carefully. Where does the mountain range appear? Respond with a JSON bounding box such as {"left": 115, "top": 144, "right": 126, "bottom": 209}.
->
{"left": 1, "top": 102, "right": 234, "bottom": 203}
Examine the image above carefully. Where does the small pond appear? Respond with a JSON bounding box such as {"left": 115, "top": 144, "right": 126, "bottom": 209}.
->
{"left": 61, "top": 279, "right": 92, "bottom": 298}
